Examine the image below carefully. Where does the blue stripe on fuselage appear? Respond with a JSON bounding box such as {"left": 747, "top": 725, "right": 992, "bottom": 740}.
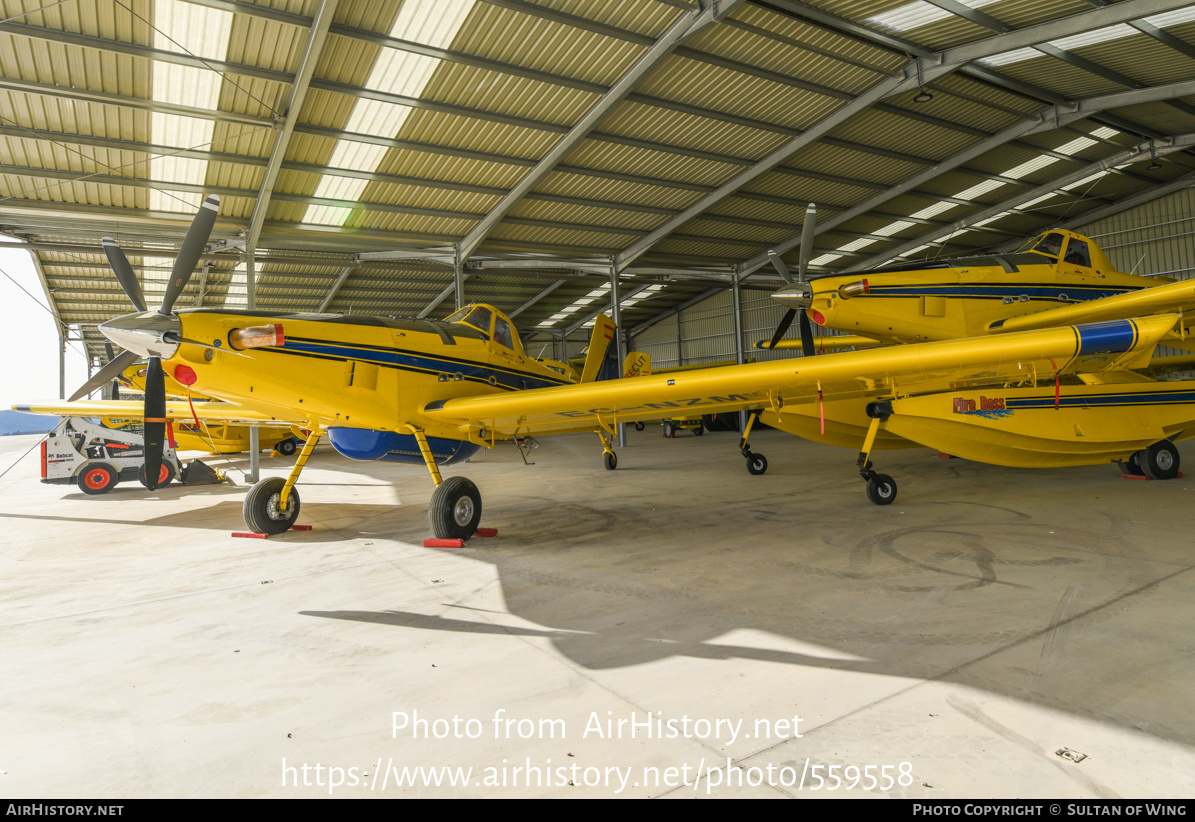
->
{"left": 277, "top": 338, "right": 568, "bottom": 391}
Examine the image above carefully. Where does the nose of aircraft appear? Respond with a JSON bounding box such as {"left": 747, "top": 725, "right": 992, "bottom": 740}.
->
{"left": 99, "top": 310, "right": 181, "bottom": 359}
{"left": 771, "top": 281, "right": 813, "bottom": 309}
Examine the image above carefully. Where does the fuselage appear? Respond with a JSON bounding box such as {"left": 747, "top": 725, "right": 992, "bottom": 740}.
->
{"left": 792, "top": 230, "right": 1164, "bottom": 343}
{"left": 159, "top": 304, "right": 573, "bottom": 465}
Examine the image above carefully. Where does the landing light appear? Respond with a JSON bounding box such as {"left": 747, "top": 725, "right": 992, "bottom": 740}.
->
{"left": 838, "top": 279, "right": 869, "bottom": 299}
{"left": 230, "top": 324, "right": 285, "bottom": 349}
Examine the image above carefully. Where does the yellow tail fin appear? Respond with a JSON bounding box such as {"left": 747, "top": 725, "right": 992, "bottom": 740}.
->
{"left": 579, "top": 314, "right": 617, "bottom": 383}
{"left": 622, "top": 351, "right": 651, "bottom": 378}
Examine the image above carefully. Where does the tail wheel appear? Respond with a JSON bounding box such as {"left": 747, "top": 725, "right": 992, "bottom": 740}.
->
{"left": 78, "top": 463, "right": 117, "bottom": 495}
{"left": 1141, "top": 439, "right": 1180, "bottom": 480}
{"left": 243, "top": 477, "right": 301, "bottom": 535}
{"left": 663, "top": 422, "right": 674, "bottom": 438}
{"left": 429, "top": 476, "right": 482, "bottom": 539}
{"left": 866, "top": 474, "right": 897, "bottom": 505}
{"left": 276, "top": 438, "right": 298, "bottom": 456}
{"left": 694, "top": 425, "right": 704, "bottom": 436}
{"left": 634, "top": 421, "right": 645, "bottom": 431}
{"left": 138, "top": 461, "right": 175, "bottom": 489}
{"left": 746, "top": 453, "right": 767, "bottom": 475}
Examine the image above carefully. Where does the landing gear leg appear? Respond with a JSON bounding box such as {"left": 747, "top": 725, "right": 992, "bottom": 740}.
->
{"left": 739, "top": 411, "right": 767, "bottom": 475}
{"left": 405, "top": 424, "right": 483, "bottom": 540}
{"left": 596, "top": 419, "right": 617, "bottom": 470}
{"left": 857, "top": 410, "right": 897, "bottom": 505}
{"left": 243, "top": 428, "right": 321, "bottom": 534}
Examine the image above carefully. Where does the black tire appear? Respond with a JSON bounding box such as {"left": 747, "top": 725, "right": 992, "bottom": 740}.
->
{"left": 634, "top": 421, "right": 645, "bottom": 432}
{"left": 663, "top": 422, "right": 674, "bottom": 438}
{"left": 694, "top": 425, "right": 704, "bottom": 436}
{"left": 276, "top": 438, "right": 298, "bottom": 456}
{"left": 604, "top": 451, "right": 617, "bottom": 471}
{"left": 138, "top": 460, "right": 175, "bottom": 489}
{"left": 428, "top": 476, "right": 482, "bottom": 540}
{"left": 746, "top": 453, "right": 767, "bottom": 475}
{"left": 866, "top": 473, "right": 897, "bottom": 505}
{"left": 243, "top": 477, "right": 301, "bottom": 535}
{"left": 1141, "top": 439, "right": 1180, "bottom": 480}
{"left": 1124, "top": 451, "right": 1146, "bottom": 476}
{"left": 78, "top": 462, "right": 117, "bottom": 495}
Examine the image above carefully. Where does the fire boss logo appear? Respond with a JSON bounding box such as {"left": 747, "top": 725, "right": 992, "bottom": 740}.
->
{"left": 952, "top": 395, "right": 1011, "bottom": 419}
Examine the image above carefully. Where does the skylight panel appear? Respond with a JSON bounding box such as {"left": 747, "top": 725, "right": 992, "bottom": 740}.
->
{"left": 1144, "top": 7, "right": 1195, "bottom": 27}
{"left": 149, "top": 0, "right": 233, "bottom": 214}
{"left": 1061, "top": 171, "right": 1107, "bottom": 191}
{"left": 953, "top": 179, "right": 1003, "bottom": 200}
{"left": 1090, "top": 126, "right": 1119, "bottom": 140}
{"left": 838, "top": 238, "right": 877, "bottom": 253}
{"left": 909, "top": 201, "right": 957, "bottom": 220}
{"left": 873, "top": 220, "right": 914, "bottom": 236}
{"left": 1017, "top": 193, "right": 1056, "bottom": 210}
{"left": 809, "top": 253, "right": 842, "bottom": 266}
{"left": 1050, "top": 24, "right": 1135, "bottom": 51}
{"left": 1055, "top": 136, "right": 1098, "bottom": 155}
{"left": 1002, "top": 155, "right": 1058, "bottom": 180}
{"left": 867, "top": 0, "right": 1001, "bottom": 33}
{"left": 300, "top": 0, "right": 477, "bottom": 228}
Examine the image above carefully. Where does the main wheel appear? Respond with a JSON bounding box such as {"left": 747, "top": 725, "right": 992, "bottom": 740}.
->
{"left": 276, "top": 437, "right": 298, "bottom": 456}
{"left": 1124, "top": 451, "right": 1146, "bottom": 476}
{"left": 428, "top": 476, "right": 482, "bottom": 540}
{"left": 243, "top": 477, "right": 301, "bottom": 535}
{"left": 138, "top": 461, "right": 175, "bottom": 489}
{"left": 1141, "top": 439, "right": 1180, "bottom": 480}
{"left": 746, "top": 452, "right": 767, "bottom": 475}
{"left": 78, "top": 463, "right": 117, "bottom": 495}
{"left": 603, "top": 451, "right": 617, "bottom": 470}
{"left": 866, "top": 473, "right": 897, "bottom": 505}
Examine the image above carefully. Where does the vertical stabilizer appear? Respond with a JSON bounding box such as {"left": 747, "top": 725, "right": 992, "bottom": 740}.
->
{"left": 579, "top": 315, "right": 616, "bottom": 383}
{"left": 623, "top": 351, "right": 651, "bottom": 378}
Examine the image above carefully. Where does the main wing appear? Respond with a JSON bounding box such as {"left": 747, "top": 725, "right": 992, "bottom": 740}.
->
{"left": 989, "top": 277, "right": 1195, "bottom": 335}
{"left": 12, "top": 399, "right": 301, "bottom": 424}
{"left": 423, "top": 315, "right": 1178, "bottom": 437}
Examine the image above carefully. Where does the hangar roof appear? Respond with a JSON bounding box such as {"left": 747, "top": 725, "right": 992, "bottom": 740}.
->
{"left": 3, "top": 0, "right": 1195, "bottom": 361}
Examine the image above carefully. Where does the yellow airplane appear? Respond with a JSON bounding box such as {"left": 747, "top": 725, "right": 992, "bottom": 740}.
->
{"left": 759, "top": 226, "right": 1195, "bottom": 351}
{"left": 21, "top": 197, "right": 1195, "bottom": 538}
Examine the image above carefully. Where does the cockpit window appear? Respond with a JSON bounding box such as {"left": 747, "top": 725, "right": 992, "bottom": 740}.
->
{"left": 448, "top": 306, "right": 492, "bottom": 337}
{"left": 493, "top": 316, "right": 514, "bottom": 350}
{"left": 1063, "top": 238, "right": 1091, "bottom": 267}
{"left": 1031, "top": 232, "right": 1064, "bottom": 258}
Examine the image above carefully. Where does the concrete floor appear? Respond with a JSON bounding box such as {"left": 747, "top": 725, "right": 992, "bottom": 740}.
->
{"left": 1, "top": 426, "right": 1193, "bottom": 798}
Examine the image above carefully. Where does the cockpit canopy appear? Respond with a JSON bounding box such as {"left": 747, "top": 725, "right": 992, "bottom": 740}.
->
{"left": 1017, "top": 230, "right": 1113, "bottom": 273}
{"left": 445, "top": 304, "right": 523, "bottom": 355}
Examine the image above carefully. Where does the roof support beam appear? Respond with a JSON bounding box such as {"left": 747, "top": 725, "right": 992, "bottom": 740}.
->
{"left": 507, "top": 280, "right": 568, "bottom": 320}
{"left": 244, "top": 0, "right": 339, "bottom": 260}
{"left": 317, "top": 266, "right": 354, "bottom": 312}
{"left": 847, "top": 133, "right": 1195, "bottom": 270}
{"left": 737, "top": 79, "right": 1195, "bottom": 277}
{"left": 457, "top": 0, "right": 746, "bottom": 262}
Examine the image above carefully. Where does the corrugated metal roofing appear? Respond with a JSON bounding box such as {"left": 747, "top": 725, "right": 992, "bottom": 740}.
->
{"left": 4, "top": 0, "right": 1195, "bottom": 362}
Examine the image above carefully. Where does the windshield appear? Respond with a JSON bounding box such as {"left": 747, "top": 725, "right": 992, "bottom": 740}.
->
{"left": 447, "top": 306, "right": 492, "bottom": 336}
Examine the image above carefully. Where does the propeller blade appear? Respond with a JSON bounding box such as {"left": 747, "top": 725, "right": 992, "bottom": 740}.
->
{"left": 142, "top": 357, "right": 166, "bottom": 490}
{"left": 763, "top": 309, "right": 796, "bottom": 350}
{"left": 68, "top": 349, "right": 140, "bottom": 402}
{"left": 160, "top": 194, "right": 220, "bottom": 315}
{"left": 799, "top": 309, "right": 815, "bottom": 357}
{"left": 767, "top": 250, "right": 793, "bottom": 284}
{"left": 798, "top": 203, "right": 816, "bottom": 283}
{"left": 101, "top": 238, "right": 147, "bottom": 312}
